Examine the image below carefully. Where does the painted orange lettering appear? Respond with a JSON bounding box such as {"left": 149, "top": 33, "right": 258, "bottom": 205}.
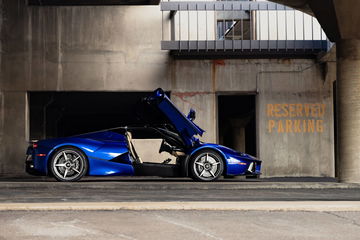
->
{"left": 277, "top": 120, "right": 284, "bottom": 133}
{"left": 286, "top": 120, "right": 292, "bottom": 133}
{"left": 289, "top": 104, "right": 296, "bottom": 117}
{"left": 316, "top": 120, "right": 324, "bottom": 132}
{"left": 294, "top": 120, "right": 301, "bottom": 133}
{"left": 281, "top": 104, "right": 289, "bottom": 117}
{"left": 267, "top": 104, "right": 274, "bottom": 117}
{"left": 296, "top": 104, "right": 303, "bottom": 117}
{"left": 304, "top": 104, "right": 310, "bottom": 117}
{"left": 274, "top": 104, "right": 281, "bottom": 117}
{"left": 308, "top": 120, "right": 315, "bottom": 133}
{"left": 319, "top": 104, "right": 326, "bottom": 117}
{"left": 268, "top": 120, "right": 275, "bottom": 133}
{"left": 311, "top": 104, "right": 318, "bottom": 117}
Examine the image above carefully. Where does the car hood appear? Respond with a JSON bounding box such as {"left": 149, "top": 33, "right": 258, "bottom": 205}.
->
{"left": 203, "top": 143, "right": 260, "bottom": 161}
{"left": 145, "top": 88, "right": 205, "bottom": 147}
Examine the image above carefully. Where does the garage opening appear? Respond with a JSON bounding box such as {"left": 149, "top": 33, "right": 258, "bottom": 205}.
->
{"left": 28, "top": 91, "right": 169, "bottom": 140}
{"left": 218, "top": 95, "right": 257, "bottom": 156}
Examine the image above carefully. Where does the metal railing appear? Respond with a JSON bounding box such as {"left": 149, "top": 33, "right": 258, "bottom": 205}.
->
{"left": 161, "top": 1, "right": 330, "bottom": 56}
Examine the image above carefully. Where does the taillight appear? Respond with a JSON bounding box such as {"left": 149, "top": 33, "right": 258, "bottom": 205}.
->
{"left": 32, "top": 143, "right": 38, "bottom": 148}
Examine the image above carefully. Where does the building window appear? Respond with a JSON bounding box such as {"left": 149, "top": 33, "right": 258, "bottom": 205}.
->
{"left": 217, "top": 20, "right": 251, "bottom": 40}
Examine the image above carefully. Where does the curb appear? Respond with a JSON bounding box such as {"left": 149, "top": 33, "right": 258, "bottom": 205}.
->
{"left": 1, "top": 201, "right": 360, "bottom": 212}
{"left": 2, "top": 182, "right": 360, "bottom": 190}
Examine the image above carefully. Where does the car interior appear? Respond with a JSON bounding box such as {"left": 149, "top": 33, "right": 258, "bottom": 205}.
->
{"left": 122, "top": 126, "right": 186, "bottom": 177}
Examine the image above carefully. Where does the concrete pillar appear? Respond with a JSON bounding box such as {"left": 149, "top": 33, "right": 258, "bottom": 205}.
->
{"left": 337, "top": 39, "right": 360, "bottom": 183}
{"left": 230, "top": 117, "right": 251, "bottom": 153}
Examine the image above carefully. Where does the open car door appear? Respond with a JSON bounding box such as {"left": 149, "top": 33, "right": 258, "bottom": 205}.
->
{"left": 145, "top": 88, "right": 204, "bottom": 148}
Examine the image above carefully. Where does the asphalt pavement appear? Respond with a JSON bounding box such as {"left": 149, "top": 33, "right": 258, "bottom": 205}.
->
{"left": 1, "top": 176, "right": 360, "bottom": 203}
{"left": 2, "top": 176, "right": 360, "bottom": 239}
{"left": 1, "top": 210, "right": 360, "bottom": 240}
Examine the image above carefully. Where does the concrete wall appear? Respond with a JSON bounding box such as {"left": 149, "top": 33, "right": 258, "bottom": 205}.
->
{"left": 171, "top": 59, "right": 335, "bottom": 177}
{"left": 0, "top": 0, "right": 335, "bottom": 177}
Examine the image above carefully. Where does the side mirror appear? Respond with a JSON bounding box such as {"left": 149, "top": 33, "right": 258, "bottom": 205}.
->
{"left": 187, "top": 109, "right": 196, "bottom": 121}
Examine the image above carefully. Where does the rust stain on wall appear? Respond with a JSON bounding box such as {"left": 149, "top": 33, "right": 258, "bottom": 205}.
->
{"left": 172, "top": 92, "right": 212, "bottom": 111}
{"left": 279, "top": 59, "right": 292, "bottom": 64}
{"left": 212, "top": 62, "right": 217, "bottom": 92}
{"left": 211, "top": 60, "right": 224, "bottom": 92}
{"left": 213, "top": 59, "right": 225, "bottom": 66}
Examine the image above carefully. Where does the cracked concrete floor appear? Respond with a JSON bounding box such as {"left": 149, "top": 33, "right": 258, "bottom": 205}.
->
{"left": 1, "top": 210, "right": 360, "bottom": 240}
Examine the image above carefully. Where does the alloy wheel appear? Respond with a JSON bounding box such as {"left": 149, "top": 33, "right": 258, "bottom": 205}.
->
{"left": 192, "top": 151, "right": 223, "bottom": 181}
{"left": 51, "top": 148, "right": 86, "bottom": 181}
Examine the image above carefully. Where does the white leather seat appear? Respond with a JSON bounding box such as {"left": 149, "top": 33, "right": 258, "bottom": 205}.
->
{"left": 125, "top": 131, "right": 142, "bottom": 163}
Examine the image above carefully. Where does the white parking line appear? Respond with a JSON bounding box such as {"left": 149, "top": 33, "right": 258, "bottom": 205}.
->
{"left": 156, "top": 215, "right": 223, "bottom": 240}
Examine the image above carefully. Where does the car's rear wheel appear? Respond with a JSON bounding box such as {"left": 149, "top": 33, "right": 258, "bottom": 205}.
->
{"left": 50, "top": 147, "right": 88, "bottom": 182}
{"left": 189, "top": 150, "right": 224, "bottom": 182}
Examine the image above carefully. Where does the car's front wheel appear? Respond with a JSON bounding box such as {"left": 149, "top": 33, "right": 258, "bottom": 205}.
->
{"left": 189, "top": 150, "right": 224, "bottom": 182}
{"left": 50, "top": 147, "right": 88, "bottom": 182}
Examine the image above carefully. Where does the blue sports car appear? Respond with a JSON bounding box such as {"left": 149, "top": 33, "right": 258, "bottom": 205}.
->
{"left": 26, "top": 88, "right": 261, "bottom": 182}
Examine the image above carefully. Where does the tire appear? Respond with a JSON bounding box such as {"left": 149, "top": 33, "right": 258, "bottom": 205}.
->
{"left": 189, "top": 150, "right": 224, "bottom": 182}
{"left": 50, "top": 147, "right": 88, "bottom": 182}
{"left": 223, "top": 175, "right": 236, "bottom": 179}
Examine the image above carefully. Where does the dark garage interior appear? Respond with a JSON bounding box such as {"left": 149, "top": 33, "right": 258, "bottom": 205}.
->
{"left": 218, "top": 95, "right": 257, "bottom": 157}
{"left": 28, "top": 91, "right": 169, "bottom": 140}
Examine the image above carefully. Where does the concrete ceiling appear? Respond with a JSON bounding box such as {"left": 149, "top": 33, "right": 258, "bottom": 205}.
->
{"left": 307, "top": 0, "right": 340, "bottom": 42}
{"left": 269, "top": 0, "right": 313, "bottom": 15}
{"left": 29, "top": 0, "right": 360, "bottom": 42}
{"left": 28, "top": 0, "right": 160, "bottom": 5}
{"left": 332, "top": 0, "right": 360, "bottom": 40}
{"left": 270, "top": 0, "right": 360, "bottom": 42}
